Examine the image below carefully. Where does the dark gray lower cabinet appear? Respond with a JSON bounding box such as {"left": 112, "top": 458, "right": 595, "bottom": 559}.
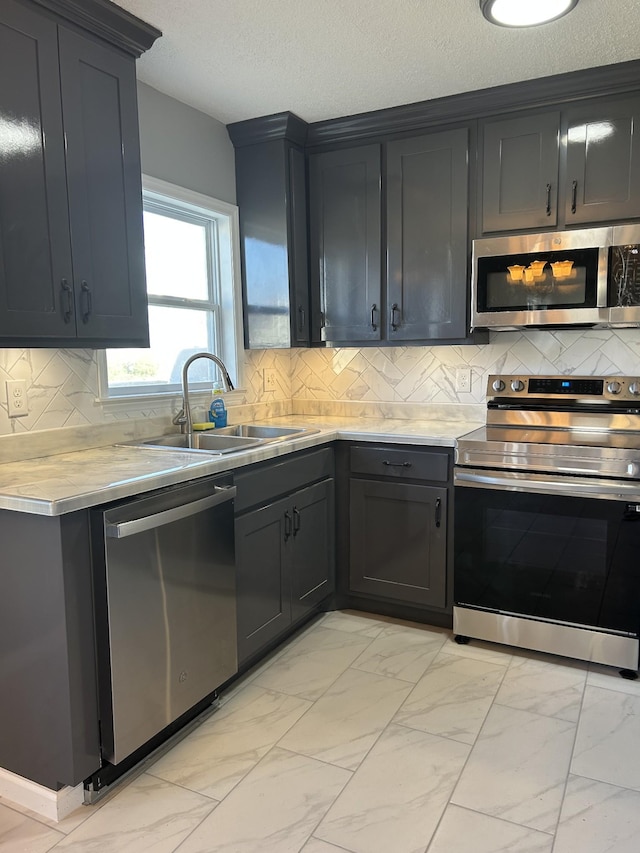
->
{"left": 235, "top": 495, "right": 292, "bottom": 661}
{"left": 0, "top": 510, "right": 100, "bottom": 789}
{"left": 350, "top": 479, "right": 447, "bottom": 608}
{"left": 347, "top": 444, "right": 450, "bottom": 610}
{"left": 235, "top": 450, "right": 335, "bottom": 664}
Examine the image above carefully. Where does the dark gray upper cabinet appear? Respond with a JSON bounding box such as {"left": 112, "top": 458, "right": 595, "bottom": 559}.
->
{"left": 309, "top": 132, "right": 471, "bottom": 344}
{"left": 0, "top": 0, "right": 158, "bottom": 348}
{"left": 563, "top": 95, "right": 640, "bottom": 225}
{"left": 228, "top": 114, "right": 310, "bottom": 349}
{"left": 309, "top": 145, "right": 382, "bottom": 343}
{"left": 58, "top": 27, "right": 148, "bottom": 344}
{"left": 481, "top": 95, "right": 640, "bottom": 234}
{"left": 387, "top": 129, "right": 469, "bottom": 341}
{"left": 481, "top": 111, "right": 561, "bottom": 233}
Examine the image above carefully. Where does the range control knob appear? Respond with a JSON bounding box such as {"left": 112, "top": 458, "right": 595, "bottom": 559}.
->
{"left": 607, "top": 381, "right": 622, "bottom": 395}
{"left": 492, "top": 379, "right": 505, "bottom": 392}
{"left": 511, "top": 379, "right": 525, "bottom": 392}
{"left": 630, "top": 382, "right": 640, "bottom": 396}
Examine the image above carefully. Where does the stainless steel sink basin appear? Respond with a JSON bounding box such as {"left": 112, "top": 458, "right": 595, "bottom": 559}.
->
{"left": 214, "top": 424, "right": 317, "bottom": 440}
{"left": 126, "top": 433, "right": 264, "bottom": 454}
{"left": 120, "top": 423, "right": 318, "bottom": 455}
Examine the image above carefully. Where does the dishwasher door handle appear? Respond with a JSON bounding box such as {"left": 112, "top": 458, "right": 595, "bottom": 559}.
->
{"left": 106, "top": 485, "right": 236, "bottom": 538}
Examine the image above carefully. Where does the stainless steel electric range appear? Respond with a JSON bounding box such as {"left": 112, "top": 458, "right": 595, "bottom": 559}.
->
{"left": 454, "top": 374, "right": 640, "bottom": 673}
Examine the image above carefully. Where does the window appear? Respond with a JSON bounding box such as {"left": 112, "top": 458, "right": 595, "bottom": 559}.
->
{"left": 98, "top": 176, "right": 242, "bottom": 401}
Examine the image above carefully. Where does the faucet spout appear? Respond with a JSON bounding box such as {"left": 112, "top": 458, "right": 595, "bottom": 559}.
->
{"left": 176, "top": 352, "right": 234, "bottom": 434}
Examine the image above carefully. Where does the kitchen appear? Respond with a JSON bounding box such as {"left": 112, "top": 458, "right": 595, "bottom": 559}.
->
{"left": 2, "top": 0, "right": 640, "bottom": 850}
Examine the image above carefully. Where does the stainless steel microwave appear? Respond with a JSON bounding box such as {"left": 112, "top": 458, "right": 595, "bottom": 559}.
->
{"left": 471, "top": 224, "right": 640, "bottom": 330}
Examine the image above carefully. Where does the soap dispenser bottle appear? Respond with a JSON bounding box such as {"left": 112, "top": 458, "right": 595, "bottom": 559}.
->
{"left": 208, "top": 383, "right": 227, "bottom": 428}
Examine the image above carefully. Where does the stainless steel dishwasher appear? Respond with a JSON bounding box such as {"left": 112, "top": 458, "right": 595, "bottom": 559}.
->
{"left": 91, "top": 473, "right": 237, "bottom": 766}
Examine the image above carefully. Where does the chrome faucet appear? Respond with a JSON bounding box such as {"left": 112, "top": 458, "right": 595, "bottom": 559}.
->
{"left": 172, "top": 352, "right": 235, "bottom": 434}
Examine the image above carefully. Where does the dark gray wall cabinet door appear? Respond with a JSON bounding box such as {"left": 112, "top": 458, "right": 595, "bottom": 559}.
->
{"left": 482, "top": 112, "right": 560, "bottom": 233}
{"left": 60, "top": 28, "right": 148, "bottom": 342}
{"left": 564, "top": 95, "right": 640, "bottom": 225}
{"left": 235, "top": 495, "right": 292, "bottom": 664}
{"left": 290, "top": 478, "right": 335, "bottom": 623}
{"left": 386, "top": 129, "right": 469, "bottom": 341}
{"left": 0, "top": 1, "right": 75, "bottom": 340}
{"left": 233, "top": 133, "right": 310, "bottom": 349}
{"left": 59, "top": 27, "right": 148, "bottom": 344}
{"left": 349, "top": 478, "right": 447, "bottom": 609}
{"left": 310, "top": 145, "right": 382, "bottom": 343}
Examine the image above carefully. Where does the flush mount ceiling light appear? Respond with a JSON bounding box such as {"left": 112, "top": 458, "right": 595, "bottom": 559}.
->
{"left": 480, "top": 0, "right": 579, "bottom": 27}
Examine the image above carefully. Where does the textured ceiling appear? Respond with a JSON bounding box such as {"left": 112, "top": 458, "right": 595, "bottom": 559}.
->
{"left": 113, "top": 0, "right": 640, "bottom": 125}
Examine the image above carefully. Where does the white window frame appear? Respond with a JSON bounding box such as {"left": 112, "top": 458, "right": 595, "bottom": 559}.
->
{"left": 97, "top": 176, "right": 244, "bottom": 408}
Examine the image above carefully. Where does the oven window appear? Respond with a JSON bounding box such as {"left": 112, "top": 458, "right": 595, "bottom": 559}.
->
{"left": 454, "top": 486, "right": 640, "bottom": 635}
{"left": 477, "top": 247, "right": 598, "bottom": 312}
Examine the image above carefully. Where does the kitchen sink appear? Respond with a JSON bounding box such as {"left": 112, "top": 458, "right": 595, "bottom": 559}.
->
{"left": 126, "top": 433, "right": 264, "bottom": 454}
{"left": 120, "top": 424, "right": 319, "bottom": 455}
{"left": 213, "top": 424, "right": 316, "bottom": 440}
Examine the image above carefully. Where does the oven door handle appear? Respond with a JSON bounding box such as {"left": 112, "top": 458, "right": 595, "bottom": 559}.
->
{"left": 454, "top": 469, "right": 640, "bottom": 501}
{"left": 106, "top": 486, "right": 236, "bottom": 538}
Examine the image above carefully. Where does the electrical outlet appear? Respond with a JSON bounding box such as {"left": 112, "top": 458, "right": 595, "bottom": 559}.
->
{"left": 263, "top": 368, "right": 278, "bottom": 392}
{"left": 455, "top": 368, "right": 472, "bottom": 393}
{"left": 6, "top": 379, "right": 29, "bottom": 417}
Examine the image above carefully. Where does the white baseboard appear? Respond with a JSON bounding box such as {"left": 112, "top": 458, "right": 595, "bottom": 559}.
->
{"left": 0, "top": 768, "right": 84, "bottom": 822}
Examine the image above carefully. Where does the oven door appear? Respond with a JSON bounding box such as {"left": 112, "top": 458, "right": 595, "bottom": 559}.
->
{"left": 454, "top": 468, "right": 640, "bottom": 637}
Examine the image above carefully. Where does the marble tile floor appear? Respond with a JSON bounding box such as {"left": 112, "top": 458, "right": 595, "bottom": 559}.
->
{"left": 3, "top": 610, "right": 640, "bottom": 852}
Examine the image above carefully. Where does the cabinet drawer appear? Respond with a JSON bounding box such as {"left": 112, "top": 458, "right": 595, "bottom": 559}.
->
{"left": 350, "top": 446, "right": 449, "bottom": 482}
{"left": 235, "top": 446, "right": 334, "bottom": 513}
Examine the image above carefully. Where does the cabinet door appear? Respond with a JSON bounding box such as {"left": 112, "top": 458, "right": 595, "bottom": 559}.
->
{"left": 289, "top": 145, "right": 311, "bottom": 345}
{"left": 58, "top": 28, "right": 148, "bottom": 346}
{"left": 310, "top": 145, "right": 381, "bottom": 342}
{"left": 235, "top": 496, "right": 292, "bottom": 664}
{"left": 0, "top": 1, "right": 75, "bottom": 341}
{"left": 291, "top": 479, "right": 335, "bottom": 623}
{"left": 564, "top": 95, "right": 640, "bottom": 225}
{"left": 349, "top": 479, "right": 447, "bottom": 609}
{"left": 387, "top": 129, "right": 469, "bottom": 341}
{"left": 482, "top": 112, "right": 560, "bottom": 232}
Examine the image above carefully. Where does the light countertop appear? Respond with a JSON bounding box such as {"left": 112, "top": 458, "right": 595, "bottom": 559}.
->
{"left": 0, "top": 415, "right": 482, "bottom": 516}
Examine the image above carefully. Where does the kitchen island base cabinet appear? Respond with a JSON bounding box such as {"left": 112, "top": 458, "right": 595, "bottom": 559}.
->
{"left": 234, "top": 448, "right": 335, "bottom": 665}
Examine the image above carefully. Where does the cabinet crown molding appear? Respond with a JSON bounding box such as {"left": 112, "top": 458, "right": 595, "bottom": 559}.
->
{"left": 227, "top": 111, "right": 309, "bottom": 148}
{"left": 31, "top": 0, "right": 161, "bottom": 55}
{"left": 306, "top": 59, "right": 640, "bottom": 148}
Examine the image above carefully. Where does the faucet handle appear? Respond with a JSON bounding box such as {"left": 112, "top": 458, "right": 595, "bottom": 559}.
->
{"left": 172, "top": 408, "right": 187, "bottom": 426}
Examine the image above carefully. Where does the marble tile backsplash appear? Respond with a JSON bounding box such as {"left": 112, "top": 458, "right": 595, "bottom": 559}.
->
{"left": 1, "top": 327, "right": 639, "bottom": 436}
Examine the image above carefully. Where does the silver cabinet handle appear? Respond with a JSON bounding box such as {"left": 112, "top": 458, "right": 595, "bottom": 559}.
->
{"left": 106, "top": 485, "right": 236, "bottom": 538}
